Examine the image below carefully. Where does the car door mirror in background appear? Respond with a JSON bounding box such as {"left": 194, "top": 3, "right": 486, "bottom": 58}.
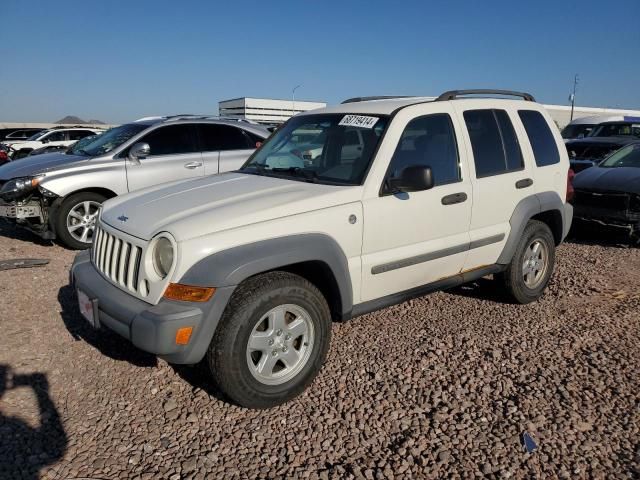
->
{"left": 388, "top": 165, "right": 434, "bottom": 193}
{"left": 129, "top": 142, "right": 151, "bottom": 163}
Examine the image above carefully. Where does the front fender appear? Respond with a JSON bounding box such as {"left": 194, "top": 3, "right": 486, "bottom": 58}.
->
{"left": 179, "top": 233, "right": 354, "bottom": 316}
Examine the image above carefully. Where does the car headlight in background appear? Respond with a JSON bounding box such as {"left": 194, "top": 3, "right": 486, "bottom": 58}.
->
{"left": 152, "top": 236, "right": 174, "bottom": 278}
{"left": 0, "top": 176, "right": 43, "bottom": 201}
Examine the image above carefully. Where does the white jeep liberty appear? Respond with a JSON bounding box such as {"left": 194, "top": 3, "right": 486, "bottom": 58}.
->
{"left": 71, "top": 90, "right": 573, "bottom": 408}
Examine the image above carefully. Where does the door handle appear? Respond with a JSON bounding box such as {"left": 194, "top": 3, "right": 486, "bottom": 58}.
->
{"left": 441, "top": 192, "right": 468, "bottom": 205}
{"left": 184, "top": 161, "right": 203, "bottom": 169}
{"left": 515, "top": 178, "right": 533, "bottom": 189}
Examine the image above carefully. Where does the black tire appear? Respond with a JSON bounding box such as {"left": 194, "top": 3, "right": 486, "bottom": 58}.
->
{"left": 498, "top": 220, "right": 556, "bottom": 304}
{"left": 54, "top": 192, "right": 106, "bottom": 250}
{"left": 207, "top": 271, "right": 332, "bottom": 409}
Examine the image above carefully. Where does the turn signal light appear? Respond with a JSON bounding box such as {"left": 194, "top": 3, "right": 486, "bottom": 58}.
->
{"left": 164, "top": 283, "right": 215, "bottom": 302}
{"left": 175, "top": 327, "right": 193, "bottom": 345}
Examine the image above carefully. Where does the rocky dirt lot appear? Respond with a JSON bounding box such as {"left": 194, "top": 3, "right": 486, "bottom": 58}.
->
{"left": 0, "top": 221, "right": 638, "bottom": 480}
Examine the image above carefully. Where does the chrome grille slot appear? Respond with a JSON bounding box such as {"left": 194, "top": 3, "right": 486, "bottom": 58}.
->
{"left": 91, "top": 226, "right": 143, "bottom": 294}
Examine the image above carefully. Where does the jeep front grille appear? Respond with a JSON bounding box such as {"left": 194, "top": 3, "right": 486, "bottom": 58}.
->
{"left": 92, "top": 226, "right": 142, "bottom": 292}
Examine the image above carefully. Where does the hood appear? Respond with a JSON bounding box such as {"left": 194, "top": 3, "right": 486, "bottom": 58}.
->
{"left": 0, "top": 152, "right": 89, "bottom": 180}
{"left": 574, "top": 166, "right": 640, "bottom": 195}
{"left": 101, "top": 172, "right": 362, "bottom": 241}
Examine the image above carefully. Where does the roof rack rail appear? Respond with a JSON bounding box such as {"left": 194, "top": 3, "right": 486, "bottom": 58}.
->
{"left": 341, "top": 95, "right": 413, "bottom": 104}
{"left": 436, "top": 89, "right": 536, "bottom": 102}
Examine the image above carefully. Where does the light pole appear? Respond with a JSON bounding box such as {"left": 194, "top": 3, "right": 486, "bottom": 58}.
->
{"left": 569, "top": 74, "right": 579, "bottom": 122}
{"left": 292, "top": 84, "right": 302, "bottom": 118}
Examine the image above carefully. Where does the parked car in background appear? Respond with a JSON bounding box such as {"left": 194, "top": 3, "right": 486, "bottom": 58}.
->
{"left": 587, "top": 120, "right": 640, "bottom": 139}
{"left": 565, "top": 136, "right": 639, "bottom": 172}
{"left": 71, "top": 90, "right": 573, "bottom": 408}
{"left": 561, "top": 115, "right": 640, "bottom": 142}
{"left": 0, "top": 128, "right": 46, "bottom": 142}
{"left": 572, "top": 142, "right": 640, "bottom": 243}
{"left": 25, "top": 131, "right": 103, "bottom": 158}
{"left": 0, "top": 116, "right": 269, "bottom": 249}
{"left": 1, "top": 127, "right": 103, "bottom": 159}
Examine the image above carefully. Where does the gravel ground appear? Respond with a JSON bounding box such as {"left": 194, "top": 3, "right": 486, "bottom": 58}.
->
{"left": 0, "top": 220, "right": 638, "bottom": 480}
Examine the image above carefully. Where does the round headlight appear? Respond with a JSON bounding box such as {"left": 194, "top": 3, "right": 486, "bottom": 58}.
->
{"left": 152, "top": 237, "right": 174, "bottom": 278}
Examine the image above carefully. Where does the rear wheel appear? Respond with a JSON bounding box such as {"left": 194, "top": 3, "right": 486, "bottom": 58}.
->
{"left": 207, "top": 271, "right": 331, "bottom": 409}
{"left": 55, "top": 192, "right": 105, "bottom": 250}
{"left": 498, "top": 220, "right": 556, "bottom": 304}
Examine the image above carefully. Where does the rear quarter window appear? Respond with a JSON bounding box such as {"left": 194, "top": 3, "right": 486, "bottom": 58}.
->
{"left": 518, "top": 110, "right": 560, "bottom": 167}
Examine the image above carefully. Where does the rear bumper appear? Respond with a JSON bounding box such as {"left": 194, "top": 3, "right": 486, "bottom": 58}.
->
{"left": 70, "top": 251, "right": 235, "bottom": 364}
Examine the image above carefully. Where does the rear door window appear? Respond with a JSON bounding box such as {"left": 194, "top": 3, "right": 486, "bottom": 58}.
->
{"left": 198, "top": 124, "right": 253, "bottom": 151}
{"left": 518, "top": 110, "right": 560, "bottom": 166}
{"left": 463, "top": 109, "right": 524, "bottom": 177}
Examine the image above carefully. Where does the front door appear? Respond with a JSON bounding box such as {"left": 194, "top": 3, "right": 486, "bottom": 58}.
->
{"left": 360, "top": 105, "right": 473, "bottom": 302}
{"left": 125, "top": 124, "right": 204, "bottom": 192}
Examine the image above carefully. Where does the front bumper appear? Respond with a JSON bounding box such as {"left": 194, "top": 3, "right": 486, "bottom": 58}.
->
{"left": 70, "top": 251, "right": 235, "bottom": 364}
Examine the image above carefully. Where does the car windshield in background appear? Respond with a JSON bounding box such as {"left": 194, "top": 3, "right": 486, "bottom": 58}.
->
{"left": 589, "top": 123, "right": 640, "bottom": 138}
{"left": 241, "top": 114, "right": 389, "bottom": 185}
{"left": 68, "top": 132, "right": 102, "bottom": 155}
{"left": 561, "top": 124, "right": 594, "bottom": 139}
{"left": 26, "top": 130, "right": 49, "bottom": 141}
{"left": 78, "top": 123, "right": 147, "bottom": 156}
{"left": 599, "top": 143, "right": 640, "bottom": 168}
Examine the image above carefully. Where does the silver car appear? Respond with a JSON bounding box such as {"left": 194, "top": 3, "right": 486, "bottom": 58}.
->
{"left": 0, "top": 116, "right": 270, "bottom": 249}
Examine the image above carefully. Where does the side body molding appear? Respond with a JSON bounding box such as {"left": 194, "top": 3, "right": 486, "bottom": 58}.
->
{"left": 180, "top": 234, "right": 354, "bottom": 316}
{"left": 497, "top": 191, "right": 572, "bottom": 265}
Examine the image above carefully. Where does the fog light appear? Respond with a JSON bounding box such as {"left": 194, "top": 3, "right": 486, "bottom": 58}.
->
{"left": 175, "top": 327, "right": 193, "bottom": 345}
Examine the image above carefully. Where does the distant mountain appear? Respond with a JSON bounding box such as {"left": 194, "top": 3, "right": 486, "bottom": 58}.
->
{"left": 55, "top": 115, "right": 105, "bottom": 125}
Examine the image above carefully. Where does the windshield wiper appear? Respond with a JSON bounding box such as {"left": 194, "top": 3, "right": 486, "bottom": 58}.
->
{"left": 271, "top": 167, "right": 319, "bottom": 183}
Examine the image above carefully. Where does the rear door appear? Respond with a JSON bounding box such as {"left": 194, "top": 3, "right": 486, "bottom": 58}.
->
{"left": 197, "top": 124, "right": 259, "bottom": 174}
{"left": 453, "top": 103, "right": 535, "bottom": 270}
{"left": 125, "top": 124, "right": 203, "bottom": 191}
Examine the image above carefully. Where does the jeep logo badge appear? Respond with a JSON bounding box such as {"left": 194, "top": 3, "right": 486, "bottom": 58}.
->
{"left": 117, "top": 215, "right": 129, "bottom": 222}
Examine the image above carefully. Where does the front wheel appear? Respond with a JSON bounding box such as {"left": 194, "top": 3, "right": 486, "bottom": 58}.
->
{"left": 54, "top": 192, "right": 105, "bottom": 249}
{"left": 498, "top": 220, "right": 556, "bottom": 304}
{"left": 207, "top": 271, "right": 332, "bottom": 409}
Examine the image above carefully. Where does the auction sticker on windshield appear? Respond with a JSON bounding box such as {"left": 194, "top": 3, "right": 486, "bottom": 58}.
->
{"left": 339, "top": 115, "right": 379, "bottom": 128}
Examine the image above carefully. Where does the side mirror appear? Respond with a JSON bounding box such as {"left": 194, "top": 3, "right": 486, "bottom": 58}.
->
{"left": 129, "top": 142, "right": 150, "bottom": 163}
{"left": 41, "top": 137, "right": 49, "bottom": 144}
{"left": 387, "top": 165, "right": 434, "bottom": 193}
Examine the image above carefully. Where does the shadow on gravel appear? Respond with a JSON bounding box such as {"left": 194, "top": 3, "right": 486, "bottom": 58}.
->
{"left": 568, "top": 222, "right": 638, "bottom": 249}
{"left": 0, "top": 365, "right": 67, "bottom": 480}
{"left": 57, "top": 285, "right": 158, "bottom": 368}
{"left": 0, "top": 219, "right": 52, "bottom": 246}
{"left": 170, "top": 363, "right": 229, "bottom": 403}
{"left": 446, "top": 277, "right": 512, "bottom": 304}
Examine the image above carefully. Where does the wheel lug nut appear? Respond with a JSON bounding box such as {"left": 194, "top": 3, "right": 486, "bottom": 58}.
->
{"left": 285, "top": 334, "right": 291, "bottom": 341}
{"left": 276, "top": 329, "right": 283, "bottom": 336}
{"left": 271, "top": 350, "right": 278, "bottom": 357}
{"left": 282, "top": 346, "right": 288, "bottom": 352}
{"left": 268, "top": 339, "right": 274, "bottom": 346}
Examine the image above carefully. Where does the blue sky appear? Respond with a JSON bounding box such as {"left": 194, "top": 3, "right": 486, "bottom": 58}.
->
{"left": 1, "top": 0, "right": 639, "bottom": 123}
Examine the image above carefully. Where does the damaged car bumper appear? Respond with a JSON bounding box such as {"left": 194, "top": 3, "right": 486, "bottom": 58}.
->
{"left": 573, "top": 189, "right": 640, "bottom": 236}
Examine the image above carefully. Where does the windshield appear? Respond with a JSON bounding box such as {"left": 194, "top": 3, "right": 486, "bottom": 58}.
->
{"left": 589, "top": 123, "right": 640, "bottom": 138}
{"left": 561, "top": 124, "right": 594, "bottom": 139}
{"left": 599, "top": 143, "right": 640, "bottom": 168}
{"left": 240, "top": 113, "right": 389, "bottom": 185}
{"left": 26, "top": 130, "right": 49, "bottom": 141}
{"left": 68, "top": 132, "right": 102, "bottom": 155}
{"left": 77, "top": 123, "right": 148, "bottom": 156}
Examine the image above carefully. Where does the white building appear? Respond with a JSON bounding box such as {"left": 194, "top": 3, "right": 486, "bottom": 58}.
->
{"left": 218, "top": 97, "right": 327, "bottom": 125}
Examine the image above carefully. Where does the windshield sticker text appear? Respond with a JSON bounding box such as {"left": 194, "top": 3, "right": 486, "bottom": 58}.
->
{"left": 339, "top": 115, "right": 379, "bottom": 129}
